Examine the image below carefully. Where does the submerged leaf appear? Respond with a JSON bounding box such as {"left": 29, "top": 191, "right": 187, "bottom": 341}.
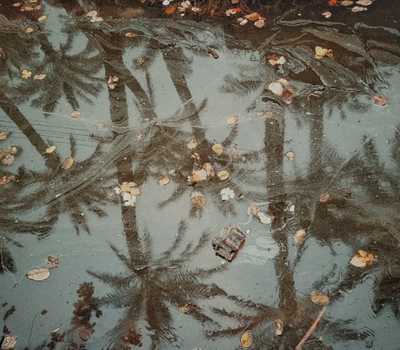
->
{"left": 191, "top": 191, "right": 206, "bottom": 208}
{"left": 350, "top": 250, "right": 376, "bottom": 268}
{"left": 240, "top": 330, "right": 253, "bottom": 348}
{"left": 311, "top": 291, "right": 330, "bottom": 305}
{"left": 1, "top": 335, "right": 17, "bottom": 350}
{"left": 62, "top": 157, "right": 74, "bottom": 170}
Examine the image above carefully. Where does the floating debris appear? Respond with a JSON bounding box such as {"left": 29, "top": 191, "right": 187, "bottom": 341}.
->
{"left": 212, "top": 226, "right": 246, "bottom": 262}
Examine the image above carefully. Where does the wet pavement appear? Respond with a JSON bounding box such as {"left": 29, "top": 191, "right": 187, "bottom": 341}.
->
{"left": 0, "top": 0, "right": 400, "bottom": 349}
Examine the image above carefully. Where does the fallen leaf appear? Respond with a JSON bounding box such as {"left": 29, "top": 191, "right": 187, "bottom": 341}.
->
{"left": 245, "top": 12, "right": 260, "bottom": 21}
{"left": 239, "top": 18, "right": 248, "bottom": 26}
{"left": 71, "top": 111, "right": 81, "bottom": 119}
{"left": 294, "top": 229, "right": 306, "bottom": 245}
{"left": 217, "top": 170, "right": 230, "bottom": 181}
{"left": 340, "top": 0, "right": 353, "bottom": 5}
{"left": 212, "top": 143, "right": 224, "bottom": 156}
{"left": 0, "top": 175, "right": 15, "bottom": 186}
{"left": 257, "top": 211, "right": 272, "bottom": 224}
{"left": 248, "top": 202, "right": 260, "bottom": 217}
{"left": 372, "top": 95, "right": 388, "bottom": 106}
{"left": 33, "top": 73, "right": 46, "bottom": 80}
{"left": 62, "top": 157, "right": 74, "bottom": 170}
{"left": 45, "top": 145, "right": 56, "bottom": 154}
{"left": 267, "top": 54, "right": 286, "bottom": 66}
{"left": 164, "top": 5, "right": 177, "bottom": 15}
{"left": 120, "top": 182, "right": 141, "bottom": 196}
{"left": 0, "top": 131, "right": 9, "bottom": 141}
{"left": 356, "top": 0, "right": 372, "bottom": 5}
{"left": 24, "top": 27, "right": 34, "bottom": 34}
{"left": 240, "top": 330, "right": 253, "bottom": 348}
{"left": 232, "top": 0, "right": 240, "bottom": 4}
{"left": 26, "top": 267, "right": 50, "bottom": 281}
{"left": 254, "top": 19, "right": 265, "bottom": 28}
{"left": 191, "top": 169, "right": 208, "bottom": 183}
{"left": 352, "top": 5, "right": 367, "bottom": 11}
{"left": 47, "top": 256, "right": 60, "bottom": 269}
{"left": 315, "top": 46, "right": 334, "bottom": 59}
{"left": 321, "top": 10, "right": 332, "bottom": 18}
{"left": 328, "top": 0, "right": 337, "bottom": 5}
{"left": 191, "top": 191, "right": 206, "bottom": 208}
{"left": 208, "top": 48, "right": 219, "bottom": 59}
{"left": 21, "top": 69, "right": 32, "bottom": 79}
{"left": 310, "top": 291, "right": 330, "bottom": 305}
{"left": 1, "top": 335, "right": 17, "bottom": 350}
{"left": 86, "top": 10, "right": 98, "bottom": 17}
{"left": 268, "top": 81, "right": 284, "bottom": 96}
{"left": 274, "top": 319, "right": 284, "bottom": 336}
{"left": 187, "top": 138, "right": 198, "bottom": 149}
{"left": 202, "top": 162, "right": 215, "bottom": 177}
{"left": 350, "top": 250, "right": 376, "bottom": 268}
{"left": 179, "top": 303, "right": 195, "bottom": 314}
{"left": 319, "top": 192, "right": 330, "bottom": 203}
{"left": 227, "top": 114, "right": 239, "bottom": 126}
{"left": 159, "top": 176, "right": 170, "bottom": 186}
{"left": 107, "top": 75, "right": 119, "bottom": 90}
{"left": 220, "top": 187, "right": 235, "bottom": 201}
{"left": 38, "top": 15, "right": 47, "bottom": 22}
{"left": 1, "top": 154, "right": 15, "bottom": 166}
{"left": 286, "top": 151, "right": 295, "bottom": 160}
{"left": 125, "top": 32, "right": 137, "bottom": 38}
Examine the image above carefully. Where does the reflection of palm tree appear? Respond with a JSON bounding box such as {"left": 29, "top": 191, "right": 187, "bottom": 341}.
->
{"left": 18, "top": 32, "right": 103, "bottom": 112}
{"left": 89, "top": 224, "right": 226, "bottom": 349}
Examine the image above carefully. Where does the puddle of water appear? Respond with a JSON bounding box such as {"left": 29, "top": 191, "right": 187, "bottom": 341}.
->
{"left": 1, "top": 0, "right": 400, "bottom": 349}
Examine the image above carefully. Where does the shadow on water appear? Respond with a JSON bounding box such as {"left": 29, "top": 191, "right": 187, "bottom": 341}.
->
{"left": 0, "top": 0, "right": 400, "bottom": 349}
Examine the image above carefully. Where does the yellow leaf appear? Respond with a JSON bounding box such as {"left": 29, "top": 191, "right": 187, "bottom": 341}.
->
{"left": 217, "top": 170, "right": 230, "bottom": 181}
{"left": 240, "top": 330, "right": 253, "bottom": 348}
{"left": 21, "top": 69, "right": 32, "bottom": 79}
{"left": 212, "top": 143, "right": 224, "bottom": 156}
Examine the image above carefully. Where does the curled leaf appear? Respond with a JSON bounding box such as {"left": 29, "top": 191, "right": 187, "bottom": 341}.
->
{"left": 26, "top": 267, "right": 50, "bottom": 281}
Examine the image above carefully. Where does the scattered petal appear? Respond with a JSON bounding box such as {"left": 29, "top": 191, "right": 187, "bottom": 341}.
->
{"left": 158, "top": 176, "right": 170, "bottom": 186}
{"left": 21, "top": 69, "right": 32, "bottom": 79}
{"left": 310, "top": 291, "right": 330, "bottom": 305}
{"left": 62, "top": 157, "right": 74, "bottom": 170}
{"left": 240, "top": 330, "right": 253, "bottom": 348}
{"left": 26, "top": 267, "right": 50, "bottom": 281}
{"left": 220, "top": 187, "right": 235, "bottom": 201}
{"left": 212, "top": 143, "right": 224, "bottom": 156}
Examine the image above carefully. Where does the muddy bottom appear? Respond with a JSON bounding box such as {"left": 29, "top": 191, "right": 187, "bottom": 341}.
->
{"left": 1, "top": 0, "right": 400, "bottom": 349}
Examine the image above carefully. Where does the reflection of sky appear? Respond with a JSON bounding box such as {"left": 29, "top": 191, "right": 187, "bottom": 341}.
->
{"left": 1, "top": 2, "right": 400, "bottom": 349}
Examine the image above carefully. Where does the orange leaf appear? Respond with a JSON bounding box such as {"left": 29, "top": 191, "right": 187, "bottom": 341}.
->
{"left": 328, "top": 0, "right": 337, "bottom": 5}
{"left": 164, "top": 5, "right": 177, "bottom": 15}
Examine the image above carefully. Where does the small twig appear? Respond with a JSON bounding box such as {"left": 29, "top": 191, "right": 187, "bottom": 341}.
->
{"left": 295, "top": 306, "right": 326, "bottom": 350}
